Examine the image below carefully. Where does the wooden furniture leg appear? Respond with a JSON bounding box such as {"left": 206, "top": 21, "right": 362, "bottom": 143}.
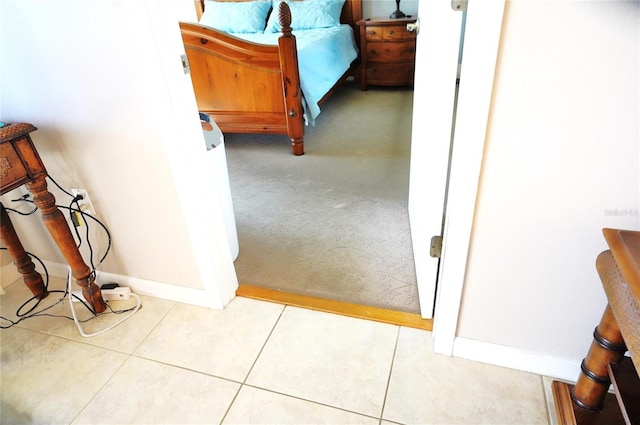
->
{"left": 26, "top": 175, "right": 107, "bottom": 313}
{"left": 1, "top": 122, "right": 107, "bottom": 313}
{"left": 552, "top": 230, "right": 640, "bottom": 424}
{"left": 571, "top": 304, "right": 627, "bottom": 410}
{"left": 0, "top": 203, "right": 49, "bottom": 299}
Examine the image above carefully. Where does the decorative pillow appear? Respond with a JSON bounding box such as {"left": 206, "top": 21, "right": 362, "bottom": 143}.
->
{"left": 200, "top": 0, "right": 272, "bottom": 34}
{"left": 265, "top": 0, "right": 345, "bottom": 33}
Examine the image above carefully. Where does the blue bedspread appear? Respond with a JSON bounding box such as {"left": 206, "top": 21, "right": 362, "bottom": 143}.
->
{"left": 234, "top": 25, "right": 358, "bottom": 125}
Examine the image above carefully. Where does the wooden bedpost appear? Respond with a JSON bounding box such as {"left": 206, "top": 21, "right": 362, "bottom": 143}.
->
{"left": 194, "top": 0, "right": 204, "bottom": 21}
{"left": 276, "top": 2, "right": 305, "bottom": 155}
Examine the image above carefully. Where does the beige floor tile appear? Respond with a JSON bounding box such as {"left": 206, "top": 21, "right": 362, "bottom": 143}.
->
{"left": 223, "top": 385, "right": 379, "bottom": 424}
{"left": 0, "top": 325, "right": 35, "bottom": 354}
{"left": 64, "top": 293, "right": 174, "bottom": 353}
{"left": 246, "top": 306, "right": 398, "bottom": 417}
{"left": 134, "top": 296, "right": 284, "bottom": 381}
{"left": 1, "top": 277, "right": 175, "bottom": 353}
{"left": 73, "top": 356, "right": 240, "bottom": 424}
{"left": 383, "top": 327, "right": 549, "bottom": 425}
{"left": 1, "top": 332, "right": 128, "bottom": 424}
{"left": 0, "top": 276, "right": 61, "bottom": 327}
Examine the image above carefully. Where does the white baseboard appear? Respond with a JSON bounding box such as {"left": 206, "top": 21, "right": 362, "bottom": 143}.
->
{"left": 40, "top": 261, "right": 222, "bottom": 309}
{"left": 94, "top": 270, "right": 219, "bottom": 308}
{"left": 7, "top": 261, "right": 581, "bottom": 381}
{"left": 452, "top": 337, "right": 581, "bottom": 383}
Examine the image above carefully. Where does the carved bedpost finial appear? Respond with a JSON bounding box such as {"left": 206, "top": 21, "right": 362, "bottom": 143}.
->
{"left": 278, "top": 2, "right": 292, "bottom": 34}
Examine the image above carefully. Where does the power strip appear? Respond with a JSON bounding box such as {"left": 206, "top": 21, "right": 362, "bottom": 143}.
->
{"left": 71, "top": 287, "right": 132, "bottom": 302}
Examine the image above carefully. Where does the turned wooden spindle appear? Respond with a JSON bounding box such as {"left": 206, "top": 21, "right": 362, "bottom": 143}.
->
{"left": 571, "top": 303, "right": 627, "bottom": 410}
{"left": 26, "top": 175, "right": 107, "bottom": 313}
{"left": 1, "top": 122, "right": 106, "bottom": 312}
{"left": 0, "top": 203, "right": 49, "bottom": 299}
{"left": 570, "top": 249, "right": 630, "bottom": 411}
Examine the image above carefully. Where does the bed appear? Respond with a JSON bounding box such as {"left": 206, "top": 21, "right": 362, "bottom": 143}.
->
{"left": 180, "top": 0, "right": 362, "bottom": 155}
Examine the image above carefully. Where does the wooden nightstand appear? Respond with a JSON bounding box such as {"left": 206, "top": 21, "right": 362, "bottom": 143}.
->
{"left": 357, "top": 17, "right": 417, "bottom": 91}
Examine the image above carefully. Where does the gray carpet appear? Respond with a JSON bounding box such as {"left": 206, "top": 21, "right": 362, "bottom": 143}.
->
{"left": 224, "top": 80, "right": 420, "bottom": 313}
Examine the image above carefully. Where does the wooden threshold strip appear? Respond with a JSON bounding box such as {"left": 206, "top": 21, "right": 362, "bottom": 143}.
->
{"left": 236, "top": 284, "right": 433, "bottom": 331}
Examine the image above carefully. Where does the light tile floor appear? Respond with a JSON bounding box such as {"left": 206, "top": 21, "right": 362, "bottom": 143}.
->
{"left": 1, "top": 277, "right": 555, "bottom": 424}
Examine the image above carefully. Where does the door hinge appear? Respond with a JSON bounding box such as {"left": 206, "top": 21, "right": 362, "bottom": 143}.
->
{"left": 430, "top": 235, "right": 443, "bottom": 258}
{"left": 181, "top": 53, "right": 190, "bottom": 74}
{"left": 451, "top": 0, "right": 467, "bottom": 12}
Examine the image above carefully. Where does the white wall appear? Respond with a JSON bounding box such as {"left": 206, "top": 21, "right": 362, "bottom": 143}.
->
{"left": 0, "top": 0, "right": 237, "bottom": 306}
{"left": 457, "top": 0, "right": 639, "bottom": 364}
{"left": 364, "top": 0, "right": 419, "bottom": 19}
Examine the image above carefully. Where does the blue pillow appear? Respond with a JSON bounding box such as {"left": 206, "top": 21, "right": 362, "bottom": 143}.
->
{"left": 200, "top": 0, "right": 272, "bottom": 34}
{"left": 265, "top": 0, "right": 345, "bottom": 33}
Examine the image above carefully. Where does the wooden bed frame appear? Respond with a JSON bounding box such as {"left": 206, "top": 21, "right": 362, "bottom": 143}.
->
{"left": 180, "top": 0, "right": 362, "bottom": 155}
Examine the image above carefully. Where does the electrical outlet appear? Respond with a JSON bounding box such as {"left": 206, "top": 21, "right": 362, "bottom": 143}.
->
{"left": 71, "top": 287, "right": 132, "bottom": 302}
{"left": 71, "top": 188, "right": 96, "bottom": 216}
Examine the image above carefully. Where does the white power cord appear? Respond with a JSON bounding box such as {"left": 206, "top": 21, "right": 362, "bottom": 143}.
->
{"left": 67, "top": 269, "right": 141, "bottom": 337}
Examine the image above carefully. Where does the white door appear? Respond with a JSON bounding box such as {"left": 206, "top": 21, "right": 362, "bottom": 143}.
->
{"left": 408, "top": 0, "right": 465, "bottom": 319}
{"left": 409, "top": 0, "right": 505, "bottom": 326}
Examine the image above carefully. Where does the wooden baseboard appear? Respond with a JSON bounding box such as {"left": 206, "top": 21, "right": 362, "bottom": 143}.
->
{"left": 236, "top": 284, "right": 432, "bottom": 331}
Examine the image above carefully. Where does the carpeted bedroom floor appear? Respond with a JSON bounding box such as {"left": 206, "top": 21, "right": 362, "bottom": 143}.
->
{"left": 224, "top": 80, "right": 419, "bottom": 313}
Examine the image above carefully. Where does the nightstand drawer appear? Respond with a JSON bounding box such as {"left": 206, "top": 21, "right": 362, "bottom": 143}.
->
{"left": 383, "top": 26, "right": 416, "bottom": 41}
{"left": 366, "top": 62, "right": 415, "bottom": 85}
{"left": 365, "top": 25, "right": 416, "bottom": 41}
{"left": 365, "top": 26, "right": 384, "bottom": 40}
{"left": 367, "top": 41, "right": 416, "bottom": 61}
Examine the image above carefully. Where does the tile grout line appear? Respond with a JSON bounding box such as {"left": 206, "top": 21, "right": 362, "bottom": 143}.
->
{"left": 128, "top": 299, "right": 178, "bottom": 355}
{"left": 0, "top": 325, "right": 38, "bottom": 352}
{"left": 379, "top": 325, "right": 402, "bottom": 425}
{"left": 127, "top": 353, "right": 240, "bottom": 380}
{"left": 21, "top": 297, "right": 177, "bottom": 357}
{"left": 4, "top": 327, "right": 159, "bottom": 425}
{"left": 6, "top": 289, "right": 405, "bottom": 423}
{"left": 240, "top": 383, "right": 382, "bottom": 422}
{"left": 8, "top": 293, "right": 182, "bottom": 423}
{"left": 68, "top": 352, "right": 133, "bottom": 424}
{"left": 218, "top": 303, "right": 288, "bottom": 424}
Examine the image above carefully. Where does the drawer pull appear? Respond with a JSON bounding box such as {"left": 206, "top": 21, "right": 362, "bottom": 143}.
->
{"left": 389, "top": 30, "right": 394, "bottom": 35}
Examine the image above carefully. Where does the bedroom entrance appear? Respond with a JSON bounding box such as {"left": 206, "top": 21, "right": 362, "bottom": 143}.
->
{"left": 223, "top": 0, "right": 468, "bottom": 323}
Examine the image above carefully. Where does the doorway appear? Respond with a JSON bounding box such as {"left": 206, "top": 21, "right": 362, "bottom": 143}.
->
{"left": 168, "top": 0, "right": 505, "bottom": 345}
{"left": 211, "top": 1, "right": 505, "bottom": 335}
{"left": 223, "top": 0, "right": 467, "bottom": 325}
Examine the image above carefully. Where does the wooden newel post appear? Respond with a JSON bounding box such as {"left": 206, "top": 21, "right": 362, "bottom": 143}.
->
{"left": 0, "top": 203, "right": 49, "bottom": 300}
{"left": 277, "top": 2, "right": 305, "bottom": 156}
{"left": 26, "top": 176, "right": 107, "bottom": 313}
